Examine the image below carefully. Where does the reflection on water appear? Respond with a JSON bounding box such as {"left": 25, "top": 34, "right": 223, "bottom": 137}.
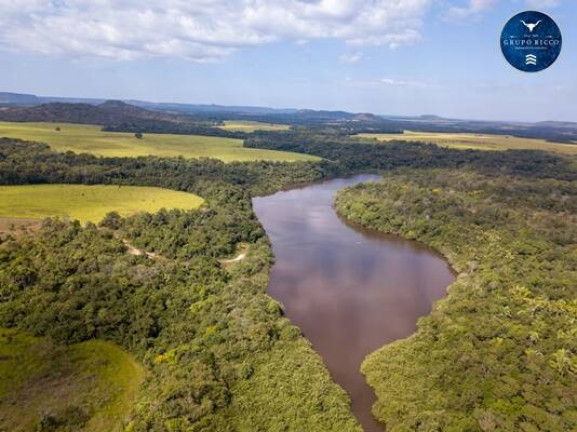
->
{"left": 253, "top": 175, "right": 455, "bottom": 432}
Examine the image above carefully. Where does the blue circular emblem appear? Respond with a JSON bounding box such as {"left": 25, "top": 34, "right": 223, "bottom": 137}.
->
{"left": 500, "top": 11, "right": 562, "bottom": 72}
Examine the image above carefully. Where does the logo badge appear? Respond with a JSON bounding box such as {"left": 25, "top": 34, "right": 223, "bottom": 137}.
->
{"left": 500, "top": 11, "right": 562, "bottom": 72}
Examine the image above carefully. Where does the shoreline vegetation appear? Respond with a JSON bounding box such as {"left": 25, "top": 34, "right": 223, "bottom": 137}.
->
{"left": 335, "top": 170, "right": 577, "bottom": 431}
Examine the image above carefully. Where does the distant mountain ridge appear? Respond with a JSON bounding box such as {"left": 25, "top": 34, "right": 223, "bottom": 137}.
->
{"left": 1, "top": 91, "right": 577, "bottom": 143}
{"left": 0, "top": 92, "right": 297, "bottom": 117}
{"left": 0, "top": 92, "right": 40, "bottom": 106}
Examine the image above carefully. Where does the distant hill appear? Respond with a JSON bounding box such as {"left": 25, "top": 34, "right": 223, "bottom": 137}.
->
{"left": 0, "top": 92, "right": 40, "bottom": 106}
{"left": 0, "top": 100, "right": 198, "bottom": 125}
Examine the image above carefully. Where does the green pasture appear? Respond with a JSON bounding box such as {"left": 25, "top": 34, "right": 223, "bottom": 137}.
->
{"left": 0, "top": 329, "right": 144, "bottom": 432}
{"left": 0, "top": 184, "right": 204, "bottom": 224}
{"left": 0, "top": 121, "right": 316, "bottom": 162}
{"left": 357, "top": 131, "right": 577, "bottom": 155}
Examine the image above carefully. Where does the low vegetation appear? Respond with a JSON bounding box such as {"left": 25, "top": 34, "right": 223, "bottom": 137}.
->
{"left": 0, "top": 122, "right": 318, "bottom": 162}
{"left": 336, "top": 170, "right": 577, "bottom": 432}
{"left": 0, "top": 184, "right": 204, "bottom": 224}
{"left": 0, "top": 329, "right": 144, "bottom": 432}
{"left": 357, "top": 131, "right": 577, "bottom": 155}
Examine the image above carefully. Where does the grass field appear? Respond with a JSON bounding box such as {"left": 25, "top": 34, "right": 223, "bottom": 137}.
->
{"left": 0, "top": 185, "right": 204, "bottom": 224}
{"left": 357, "top": 131, "right": 577, "bottom": 155}
{"left": 0, "top": 329, "right": 144, "bottom": 432}
{"left": 218, "top": 120, "right": 291, "bottom": 133}
{"left": 0, "top": 121, "right": 317, "bottom": 162}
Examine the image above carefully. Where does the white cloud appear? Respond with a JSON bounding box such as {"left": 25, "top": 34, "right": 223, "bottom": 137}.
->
{"left": 340, "top": 52, "right": 363, "bottom": 64}
{"left": 345, "top": 77, "right": 429, "bottom": 88}
{"left": 444, "top": 0, "right": 495, "bottom": 21}
{"left": 380, "top": 78, "right": 427, "bottom": 87}
{"left": 525, "top": 0, "right": 559, "bottom": 8}
{"left": 0, "top": 0, "right": 431, "bottom": 62}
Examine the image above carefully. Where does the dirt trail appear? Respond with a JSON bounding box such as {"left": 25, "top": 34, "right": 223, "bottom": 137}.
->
{"left": 122, "top": 239, "right": 164, "bottom": 260}
{"left": 219, "top": 252, "right": 246, "bottom": 264}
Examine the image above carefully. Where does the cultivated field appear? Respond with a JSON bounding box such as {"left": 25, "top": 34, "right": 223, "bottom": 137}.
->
{"left": 0, "top": 329, "right": 143, "bottom": 432}
{"left": 0, "top": 122, "right": 316, "bottom": 162}
{"left": 218, "top": 120, "right": 291, "bottom": 133}
{"left": 357, "top": 131, "right": 577, "bottom": 155}
{"left": 0, "top": 185, "right": 204, "bottom": 224}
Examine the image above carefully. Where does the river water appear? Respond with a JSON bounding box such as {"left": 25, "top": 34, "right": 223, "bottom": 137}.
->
{"left": 252, "top": 174, "right": 455, "bottom": 432}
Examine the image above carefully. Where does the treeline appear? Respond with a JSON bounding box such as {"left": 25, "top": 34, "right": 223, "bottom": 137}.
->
{"left": 102, "top": 121, "right": 248, "bottom": 139}
{"left": 0, "top": 138, "right": 332, "bottom": 201}
{"left": 246, "top": 130, "right": 577, "bottom": 181}
{"left": 335, "top": 170, "right": 577, "bottom": 432}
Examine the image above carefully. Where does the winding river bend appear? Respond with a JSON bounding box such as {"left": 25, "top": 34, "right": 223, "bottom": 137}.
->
{"left": 253, "top": 175, "right": 455, "bottom": 432}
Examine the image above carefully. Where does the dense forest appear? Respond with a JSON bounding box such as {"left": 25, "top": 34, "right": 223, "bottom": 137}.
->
{"left": 246, "top": 130, "right": 577, "bottom": 180}
{"left": 336, "top": 170, "right": 577, "bottom": 431}
{"left": 0, "top": 137, "right": 361, "bottom": 431}
{"left": 102, "top": 122, "right": 247, "bottom": 139}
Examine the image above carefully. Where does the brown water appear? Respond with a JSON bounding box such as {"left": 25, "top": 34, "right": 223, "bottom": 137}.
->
{"left": 252, "top": 175, "right": 456, "bottom": 432}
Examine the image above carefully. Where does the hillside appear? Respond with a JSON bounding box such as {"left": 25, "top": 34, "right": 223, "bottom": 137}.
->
{"left": 0, "top": 100, "right": 198, "bottom": 125}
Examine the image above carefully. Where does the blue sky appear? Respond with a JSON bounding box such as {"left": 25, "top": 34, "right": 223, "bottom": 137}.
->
{"left": 0, "top": 0, "right": 574, "bottom": 122}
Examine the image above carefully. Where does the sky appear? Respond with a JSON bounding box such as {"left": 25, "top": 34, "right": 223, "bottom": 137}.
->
{"left": 0, "top": 0, "right": 575, "bottom": 122}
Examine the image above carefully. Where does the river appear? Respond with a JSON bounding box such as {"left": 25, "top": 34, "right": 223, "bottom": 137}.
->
{"left": 252, "top": 174, "right": 455, "bottom": 432}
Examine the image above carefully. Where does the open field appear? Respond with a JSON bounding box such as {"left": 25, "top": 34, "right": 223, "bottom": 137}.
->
{"left": 0, "top": 329, "right": 144, "bottom": 432}
{"left": 0, "top": 121, "right": 317, "bottom": 162}
{"left": 357, "top": 131, "right": 577, "bottom": 155}
{"left": 218, "top": 120, "right": 291, "bottom": 133}
{"left": 0, "top": 218, "right": 41, "bottom": 239}
{"left": 0, "top": 185, "right": 204, "bottom": 224}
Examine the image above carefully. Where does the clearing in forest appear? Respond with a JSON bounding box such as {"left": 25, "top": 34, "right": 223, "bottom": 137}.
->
{"left": 0, "top": 184, "right": 204, "bottom": 224}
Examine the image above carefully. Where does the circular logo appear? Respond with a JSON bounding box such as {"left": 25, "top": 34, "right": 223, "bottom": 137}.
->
{"left": 500, "top": 11, "right": 562, "bottom": 72}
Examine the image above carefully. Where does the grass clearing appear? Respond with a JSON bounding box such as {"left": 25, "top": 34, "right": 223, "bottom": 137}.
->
{"left": 218, "top": 120, "right": 291, "bottom": 133}
{"left": 0, "top": 121, "right": 317, "bottom": 162}
{"left": 357, "top": 131, "right": 577, "bottom": 155}
{"left": 0, "top": 185, "right": 204, "bottom": 224}
{"left": 0, "top": 217, "right": 41, "bottom": 239}
{"left": 0, "top": 329, "right": 144, "bottom": 432}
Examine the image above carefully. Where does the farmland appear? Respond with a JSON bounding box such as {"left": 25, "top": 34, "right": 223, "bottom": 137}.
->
{"left": 357, "top": 131, "right": 577, "bottom": 154}
{"left": 218, "top": 120, "right": 291, "bottom": 132}
{"left": 0, "top": 185, "right": 204, "bottom": 224}
{"left": 0, "top": 121, "right": 317, "bottom": 162}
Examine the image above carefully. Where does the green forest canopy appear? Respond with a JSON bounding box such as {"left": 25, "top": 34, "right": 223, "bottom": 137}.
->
{"left": 336, "top": 170, "right": 577, "bottom": 432}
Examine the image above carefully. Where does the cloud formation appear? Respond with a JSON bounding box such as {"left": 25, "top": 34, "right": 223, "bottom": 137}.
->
{"left": 340, "top": 52, "right": 363, "bottom": 64}
{"left": 345, "top": 77, "right": 429, "bottom": 88}
{"left": 525, "top": 0, "right": 559, "bottom": 8}
{"left": 444, "top": 0, "right": 495, "bottom": 20}
{"left": 0, "top": 0, "right": 431, "bottom": 62}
